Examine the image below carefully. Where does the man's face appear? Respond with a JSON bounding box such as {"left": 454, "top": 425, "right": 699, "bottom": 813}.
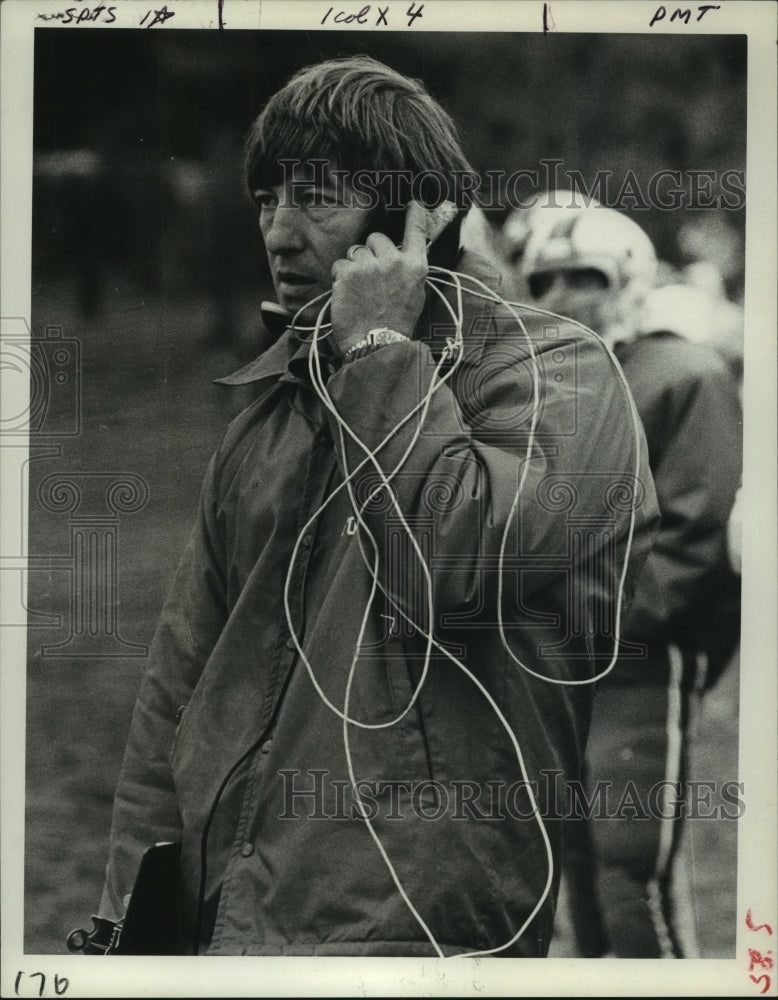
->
{"left": 527, "top": 267, "right": 613, "bottom": 335}
{"left": 254, "top": 162, "right": 374, "bottom": 324}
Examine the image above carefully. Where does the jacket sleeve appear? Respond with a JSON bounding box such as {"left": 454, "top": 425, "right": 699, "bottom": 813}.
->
{"left": 324, "top": 311, "right": 658, "bottom": 651}
{"left": 620, "top": 352, "right": 742, "bottom": 678}
{"left": 99, "top": 452, "right": 228, "bottom": 920}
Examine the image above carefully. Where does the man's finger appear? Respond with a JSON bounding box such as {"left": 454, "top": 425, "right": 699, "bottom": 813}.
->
{"left": 401, "top": 200, "right": 432, "bottom": 258}
{"left": 364, "top": 232, "right": 396, "bottom": 257}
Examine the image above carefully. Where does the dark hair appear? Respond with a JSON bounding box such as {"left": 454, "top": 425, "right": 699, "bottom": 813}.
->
{"left": 245, "top": 55, "right": 477, "bottom": 242}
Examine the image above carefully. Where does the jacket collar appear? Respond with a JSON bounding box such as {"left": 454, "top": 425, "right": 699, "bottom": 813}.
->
{"left": 213, "top": 325, "right": 312, "bottom": 387}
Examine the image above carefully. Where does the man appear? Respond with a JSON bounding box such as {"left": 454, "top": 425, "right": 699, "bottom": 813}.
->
{"left": 520, "top": 203, "right": 742, "bottom": 957}
{"left": 95, "top": 57, "right": 656, "bottom": 958}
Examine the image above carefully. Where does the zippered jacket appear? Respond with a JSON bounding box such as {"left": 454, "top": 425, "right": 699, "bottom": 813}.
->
{"left": 100, "top": 251, "right": 658, "bottom": 957}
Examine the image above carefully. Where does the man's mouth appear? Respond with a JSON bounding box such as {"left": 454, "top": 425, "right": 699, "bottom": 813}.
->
{"left": 276, "top": 270, "right": 316, "bottom": 292}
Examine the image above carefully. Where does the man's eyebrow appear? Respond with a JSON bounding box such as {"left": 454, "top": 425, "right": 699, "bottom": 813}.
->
{"left": 251, "top": 180, "right": 341, "bottom": 203}
{"left": 295, "top": 179, "right": 339, "bottom": 191}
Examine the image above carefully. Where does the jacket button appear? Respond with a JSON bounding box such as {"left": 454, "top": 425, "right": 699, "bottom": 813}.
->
{"left": 240, "top": 842, "right": 254, "bottom": 858}
{"left": 301, "top": 534, "right": 313, "bottom": 549}
{"left": 260, "top": 739, "right": 273, "bottom": 755}
{"left": 285, "top": 637, "right": 297, "bottom": 651}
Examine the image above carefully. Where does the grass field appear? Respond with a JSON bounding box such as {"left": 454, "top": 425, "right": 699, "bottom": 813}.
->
{"left": 21, "top": 280, "right": 739, "bottom": 957}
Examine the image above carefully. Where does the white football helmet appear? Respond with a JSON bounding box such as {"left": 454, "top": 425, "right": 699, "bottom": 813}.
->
{"left": 502, "top": 188, "right": 602, "bottom": 270}
{"left": 519, "top": 204, "right": 657, "bottom": 345}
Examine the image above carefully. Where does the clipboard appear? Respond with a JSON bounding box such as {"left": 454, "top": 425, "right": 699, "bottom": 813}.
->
{"left": 66, "top": 842, "right": 183, "bottom": 956}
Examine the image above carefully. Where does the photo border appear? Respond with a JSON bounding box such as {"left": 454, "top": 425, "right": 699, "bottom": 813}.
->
{"left": 2, "top": 1, "right": 776, "bottom": 996}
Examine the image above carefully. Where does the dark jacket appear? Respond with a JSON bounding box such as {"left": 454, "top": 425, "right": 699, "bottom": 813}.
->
{"left": 100, "top": 251, "right": 658, "bottom": 957}
{"left": 613, "top": 331, "right": 742, "bottom": 687}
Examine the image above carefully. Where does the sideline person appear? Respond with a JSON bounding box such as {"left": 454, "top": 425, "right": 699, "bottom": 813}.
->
{"left": 520, "top": 202, "right": 742, "bottom": 957}
{"left": 93, "top": 57, "right": 657, "bottom": 958}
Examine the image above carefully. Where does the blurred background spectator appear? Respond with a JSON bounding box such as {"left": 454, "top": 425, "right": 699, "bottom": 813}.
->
{"left": 513, "top": 201, "right": 742, "bottom": 958}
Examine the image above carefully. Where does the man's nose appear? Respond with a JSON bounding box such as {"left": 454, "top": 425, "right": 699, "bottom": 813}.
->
{"left": 262, "top": 206, "right": 306, "bottom": 255}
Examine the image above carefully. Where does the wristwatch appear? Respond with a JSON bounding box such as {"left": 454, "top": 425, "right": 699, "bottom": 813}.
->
{"left": 342, "top": 327, "right": 409, "bottom": 362}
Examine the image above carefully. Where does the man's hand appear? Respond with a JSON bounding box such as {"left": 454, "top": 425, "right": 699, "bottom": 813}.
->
{"left": 330, "top": 201, "right": 430, "bottom": 357}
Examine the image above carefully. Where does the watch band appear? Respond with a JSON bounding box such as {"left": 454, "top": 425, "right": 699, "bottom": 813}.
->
{"left": 342, "top": 327, "right": 409, "bottom": 362}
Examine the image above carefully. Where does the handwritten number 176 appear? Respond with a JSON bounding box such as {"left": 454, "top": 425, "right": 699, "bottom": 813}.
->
{"left": 14, "top": 972, "right": 69, "bottom": 997}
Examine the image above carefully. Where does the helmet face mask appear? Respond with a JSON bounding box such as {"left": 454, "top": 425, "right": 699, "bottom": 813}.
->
{"left": 528, "top": 267, "right": 610, "bottom": 300}
{"left": 527, "top": 266, "right": 616, "bottom": 340}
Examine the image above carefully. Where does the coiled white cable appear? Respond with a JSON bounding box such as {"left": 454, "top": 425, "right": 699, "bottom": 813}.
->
{"left": 278, "top": 263, "right": 642, "bottom": 957}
